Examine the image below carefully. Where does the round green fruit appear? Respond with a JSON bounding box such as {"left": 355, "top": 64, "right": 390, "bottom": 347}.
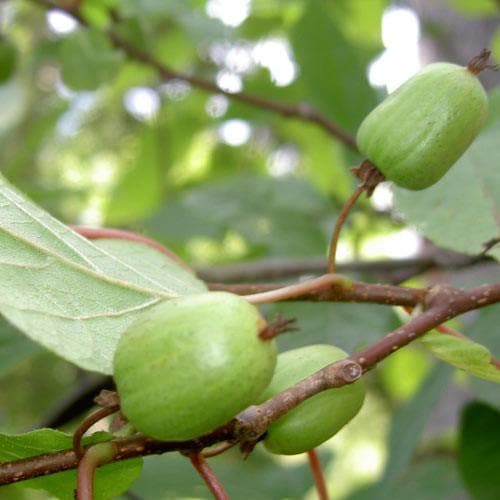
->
{"left": 259, "top": 344, "right": 365, "bottom": 455}
{"left": 0, "top": 39, "right": 16, "bottom": 83}
{"left": 113, "top": 292, "right": 277, "bottom": 441}
{"left": 356, "top": 62, "right": 488, "bottom": 190}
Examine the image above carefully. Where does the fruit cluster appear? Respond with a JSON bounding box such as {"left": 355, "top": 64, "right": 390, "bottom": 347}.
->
{"left": 113, "top": 292, "right": 365, "bottom": 453}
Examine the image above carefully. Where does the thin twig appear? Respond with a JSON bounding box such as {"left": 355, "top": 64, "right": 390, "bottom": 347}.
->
{"left": 188, "top": 453, "right": 230, "bottom": 500}
{"left": 1, "top": 283, "right": 499, "bottom": 484}
{"left": 32, "top": 0, "right": 357, "bottom": 150}
{"left": 327, "top": 184, "right": 366, "bottom": 273}
{"left": 307, "top": 449, "right": 329, "bottom": 500}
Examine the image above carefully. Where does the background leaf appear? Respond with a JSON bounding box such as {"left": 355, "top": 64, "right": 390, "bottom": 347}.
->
{"left": 59, "top": 29, "right": 124, "bottom": 91}
{"left": 458, "top": 401, "right": 500, "bottom": 500}
{"left": 394, "top": 123, "right": 500, "bottom": 260}
{"left": 0, "top": 429, "right": 142, "bottom": 499}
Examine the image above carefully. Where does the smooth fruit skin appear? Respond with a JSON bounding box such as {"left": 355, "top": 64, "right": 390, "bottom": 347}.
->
{"left": 113, "top": 292, "right": 277, "bottom": 441}
{"left": 356, "top": 63, "right": 488, "bottom": 190}
{"left": 259, "top": 344, "right": 365, "bottom": 455}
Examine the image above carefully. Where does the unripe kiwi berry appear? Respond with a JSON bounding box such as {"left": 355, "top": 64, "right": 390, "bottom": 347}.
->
{"left": 356, "top": 61, "right": 488, "bottom": 190}
{"left": 113, "top": 292, "right": 277, "bottom": 441}
{"left": 258, "top": 344, "right": 365, "bottom": 455}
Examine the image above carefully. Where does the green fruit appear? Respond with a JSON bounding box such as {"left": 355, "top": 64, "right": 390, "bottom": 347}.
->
{"left": 0, "top": 39, "right": 16, "bottom": 83}
{"left": 113, "top": 292, "right": 277, "bottom": 441}
{"left": 356, "top": 62, "right": 488, "bottom": 190}
{"left": 259, "top": 344, "right": 365, "bottom": 455}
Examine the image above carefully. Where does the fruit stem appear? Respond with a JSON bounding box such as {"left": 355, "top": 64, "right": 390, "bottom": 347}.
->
{"left": 188, "top": 453, "right": 230, "bottom": 500}
{"left": 73, "top": 404, "right": 120, "bottom": 458}
{"left": 326, "top": 160, "right": 385, "bottom": 273}
{"left": 326, "top": 184, "right": 365, "bottom": 273}
{"left": 307, "top": 449, "right": 330, "bottom": 500}
{"left": 466, "top": 49, "right": 498, "bottom": 75}
{"left": 75, "top": 442, "right": 116, "bottom": 500}
{"left": 244, "top": 273, "right": 352, "bottom": 305}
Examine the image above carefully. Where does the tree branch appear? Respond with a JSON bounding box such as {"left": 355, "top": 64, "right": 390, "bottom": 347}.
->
{"left": 2, "top": 282, "right": 498, "bottom": 486}
{"left": 33, "top": 0, "right": 357, "bottom": 150}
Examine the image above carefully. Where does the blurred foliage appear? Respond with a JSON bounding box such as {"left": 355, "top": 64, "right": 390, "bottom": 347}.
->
{"left": 0, "top": 0, "right": 499, "bottom": 498}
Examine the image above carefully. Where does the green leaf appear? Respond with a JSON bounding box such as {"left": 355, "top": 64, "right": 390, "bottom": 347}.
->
{"left": 458, "top": 402, "right": 500, "bottom": 500}
{"left": 104, "top": 126, "right": 163, "bottom": 225}
{"left": 0, "top": 174, "right": 206, "bottom": 373}
{"left": 60, "top": 29, "right": 124, "bottom": 90}
{"left": 269, "top": 301, "right": 399, "bottom": 354}
{"left": 377, "top": 364, "right": 453, "bottom": 492}
{"left": 290, "top": 1, "right": 378, "bottom": 133}
{"left": 446, "top": 0, "right": 498, "bottom": 16}
{"left": 147, "top": 174, "right": 331, "bottom": 258}
{"left": 420, "top": 330, "right": 500, "bottom": 383}
{"left": 0, "top": 429, "right": 142, "bottom": 500}
{"left": 394, "top": 123, "right": 500, "bottom": 260}
{"left": 0, "top": 318, "right": 40, "bottom": 378}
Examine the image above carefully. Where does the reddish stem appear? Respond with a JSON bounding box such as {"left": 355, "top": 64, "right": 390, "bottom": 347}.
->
{"left": 76, "top": 442, "right": 116, "bottom": 500}
{"left": 327, "top": 185, "right": 366, "bottom": 273}
{"left": 73, "top": 405, "right": 120, "bottom": 458}
{"left": 307, "top": 449, "right": 329, "bottom": 500}
{"left": 70, "top": 225, "right": 193, "bottom": 272}
{"left": 202, "top": 441, "right": 236, "bottom": 458}
{"left": 188, "top": 453, "right": 230, "bottom": 500}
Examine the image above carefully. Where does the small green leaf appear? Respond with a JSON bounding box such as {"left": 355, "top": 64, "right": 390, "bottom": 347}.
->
{"left": 420, "top": 330, "right": 500, "bottom": 383}
{"left": 0, "top": 429, "right": 142, "bottom": 500}
{"left": 458, "top": 402, "right": 500, "bottom": 500}
{"left": 60, "top": 29, "right": 123, "bottom": 90}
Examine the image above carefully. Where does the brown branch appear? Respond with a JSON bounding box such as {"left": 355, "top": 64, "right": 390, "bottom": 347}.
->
{"left": 197, "top": 253, "right": 494, "bottom": 283}
{"left": 0, "top": 283, "right": 499, "bottom": 484}
{"left": 212, "top": 273, "right": 427, "bottom": 308}
{"left": 33, "top": 0, "right": 357, "bottom": 150}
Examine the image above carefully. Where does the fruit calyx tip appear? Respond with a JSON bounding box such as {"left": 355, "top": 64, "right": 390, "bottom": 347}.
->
{"left": 466, "top": 49, "right": 498, "bottom": 75}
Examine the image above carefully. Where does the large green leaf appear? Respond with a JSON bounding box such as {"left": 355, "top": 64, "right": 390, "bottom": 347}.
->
{"left": 458, "top": 402, "right": 500, "bottom": 500}
{"left": 395, "top": 123, "right": 500, "bottom": 260}
{"left": 0, "top": 429, "right": 142, "bottom": 499}
{"left": 0, "top": 175, "right": 206, "bottom": 373}
{"left": 0, "top": 318, "right": 40, "bottom": 378}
